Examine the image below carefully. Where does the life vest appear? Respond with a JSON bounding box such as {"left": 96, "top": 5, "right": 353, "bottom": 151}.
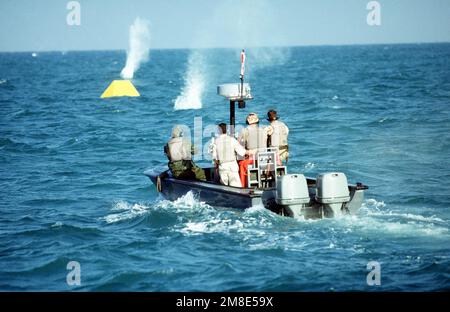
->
{"left": 167, "top": 137, "right": 191, "bottom": 162}
{"left": 268, "top": 120, "right": 289, "bottom": 148}
{"left": 215, "top": 134, "right": 246, "bottom": 164}
{"left": 241, "top": 125, "right": 267, "bottom": 150}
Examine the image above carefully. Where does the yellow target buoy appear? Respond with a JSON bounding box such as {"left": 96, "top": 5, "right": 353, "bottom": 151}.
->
{"left": 100, "top": 80, "right": 140, "bottom": 98}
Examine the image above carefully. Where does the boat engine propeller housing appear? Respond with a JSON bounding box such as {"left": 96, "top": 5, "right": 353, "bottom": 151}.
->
{"left": 315, "top": 172, "right": 351, "bottom": 217}
{"left": 276, "top": 174, "right": 310, "bottom": 218}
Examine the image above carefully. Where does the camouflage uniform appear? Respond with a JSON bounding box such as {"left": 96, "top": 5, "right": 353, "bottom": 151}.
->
{"left": 168, "top": 159, "right": 206, "bottom": 181}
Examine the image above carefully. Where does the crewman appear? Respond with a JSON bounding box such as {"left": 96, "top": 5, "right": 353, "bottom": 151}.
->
{"left": 213, "top": 123, "right": 249, "bottom": 187}
{"left": 266, "top": 109, "right": 289, "bottom": 164}
{"left": 238, "top": 113, "right": 268, "bottom": 187}
{"left": 164, "top": 125, "right": 206, "bottom": 181}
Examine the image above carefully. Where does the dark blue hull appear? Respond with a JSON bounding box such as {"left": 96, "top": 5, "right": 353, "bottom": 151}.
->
{"left": 145, "top": 169, "right": 262, "bottom": 209}
{"left": 144, "top": 168, "right": 367, "bottom": 218}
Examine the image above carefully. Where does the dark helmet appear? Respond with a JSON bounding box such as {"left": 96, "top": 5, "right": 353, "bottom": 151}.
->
{"left": 267, "top": 109, "right": 279, "bottom": 121}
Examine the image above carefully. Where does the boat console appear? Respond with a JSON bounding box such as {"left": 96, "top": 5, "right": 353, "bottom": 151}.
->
{"left": 247, "top": 148, "right": 286, "bottom": 188}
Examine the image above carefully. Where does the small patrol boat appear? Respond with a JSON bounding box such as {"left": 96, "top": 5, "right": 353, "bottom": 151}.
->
{"left": 145, "top": 84, "right": 368, "bottom": 219}
{"left": 145, "top": 52, "right": 368, "bottom": 219}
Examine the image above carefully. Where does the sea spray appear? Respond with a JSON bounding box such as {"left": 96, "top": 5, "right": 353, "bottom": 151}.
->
{"left": 174, "top": 51, "right": 205, "bottom": 110}
{"left": 121, "top": 17, "right": 151, "bottom": 79}
{"left": 173, "top": 0, "right": 289, "bottom": 110}
{"left": 246, "top": 47, "right": 290, "bottom": 71}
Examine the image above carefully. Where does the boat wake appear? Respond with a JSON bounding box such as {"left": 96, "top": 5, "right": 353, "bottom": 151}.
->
{"left": 344, "top": 198, "right": 449, "bottom": 237}
{"left": 103, "top": 194, "right": 449, "bottom": 245}
{"left": 103, "top": 192, "right": 214, "bottom": 224}
{"left": 103, "top": 200, "right": 151, "bottom": 224}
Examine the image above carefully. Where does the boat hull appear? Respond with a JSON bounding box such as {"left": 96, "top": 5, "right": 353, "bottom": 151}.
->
{"left": 144, "top": 168, "right": 367, "bottom": 218}
{"left": 152, "top": 174, "right": 261, "bottom": 209}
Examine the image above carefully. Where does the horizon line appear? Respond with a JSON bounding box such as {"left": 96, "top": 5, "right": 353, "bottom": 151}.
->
{"left": 1, "top": 40, "right": 449, "bottom": 54}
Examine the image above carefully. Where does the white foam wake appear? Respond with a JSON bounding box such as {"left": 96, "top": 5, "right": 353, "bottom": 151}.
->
{"left": 104, "top": 200, "right": 150, "bottom": 224}
{"left": 346, "top": 198, "right": 449, "bottom": 237}
{"left": 156, "top": 191, "right": 213, "bottom": 212}
{"left": 304, "top": 162, "right": 316, "bottom": 171}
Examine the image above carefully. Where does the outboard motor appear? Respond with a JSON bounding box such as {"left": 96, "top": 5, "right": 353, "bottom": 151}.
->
{"left": 315, "top": 172, "right": 350, "bottom": 217}
{"left": 276, "top": 174, "right": 310, "bottom": 218}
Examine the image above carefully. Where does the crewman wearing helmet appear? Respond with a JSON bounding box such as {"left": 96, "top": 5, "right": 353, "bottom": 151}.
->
{"left": 164, "top": 125, "right": 206, "bottom": 181}
{"left": 237, "top": 113, "right": 268, "bottom": 187}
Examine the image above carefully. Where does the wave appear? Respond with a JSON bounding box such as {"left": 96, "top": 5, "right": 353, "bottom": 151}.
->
{"left": 366, "top": 211, "right": 445, "bottom": 224}
{"left": 174, "top": 196, "right": 287, "bottom": 243}
{"left": 156, "top": 191, "right": 214, "bottom": 213}
{"left": 103, "top": 192, "right": 214, "bottom": 224}
{"left": 103, "top": 193, "right": 449, "bottom": 252}
{"left": 303, "top": 162, "right": 316, "bottom": 171}
{"left": 363, "top": 198, "right": 386, "bottom": 210}
{"left": 179, "top": 218, "right": 245, "bottom": 236}
{"left": 362, "top": 198, "right": 446, "bottom": 224}
{"left": 103, "top": 200, "right": 151, "bottom": 224}
{"left": 3, "top": 257, "right": 69, "bottom": 276}
{"left": 348, "top": 198, "right": 450, "bottom": 237}
{"left": 338, "top": 215, "right": 448, "bottom": 237}
{"left": 0, "top": 137, "right": 54, "bottom": 154}
{"left": 4, "top": 222, "right": 104, "bottom": 238}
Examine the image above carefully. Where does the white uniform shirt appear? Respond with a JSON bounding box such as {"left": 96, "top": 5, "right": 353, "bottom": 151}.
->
{"left": 268, "top": 120, "right": 289, "bottom": 147}
{"left": 214, "top": 134, "right": 246, "bottom": 164}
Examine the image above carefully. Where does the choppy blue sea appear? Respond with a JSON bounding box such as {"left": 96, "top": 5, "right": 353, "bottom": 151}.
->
{"left": 0, "top": 44, "right": 449, "bottom": 291}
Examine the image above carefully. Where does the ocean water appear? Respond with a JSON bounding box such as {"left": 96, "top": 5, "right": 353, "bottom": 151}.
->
{"left": 0, "top": 44, "right": 449, "bottom": 291}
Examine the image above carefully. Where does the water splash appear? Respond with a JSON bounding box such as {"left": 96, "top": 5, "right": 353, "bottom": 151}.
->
{"left": 121, "top": 17, "right": 151, "bottom": 79}
{"left": 104, "top": 200, "right": 150, "bottom": 224}
{"left": 245, "top": 47, "right": 291, "bottom": 72}
{"left": 174, "top": 51, "right": 205, "bottom": 110}
{"left": 51, "top": 221, "right": 63, "bottom": 228}
{"left": 103, "top": 192, "right": 214, "bottom": 224}
{"left": 364, "top": 198, "right": 386, "bottom": 210}
{"left": 172, "top": 0, "right": 291, "bottom": 110}
{"left": 304, "top": 162, "right": 316, "bottom": 171}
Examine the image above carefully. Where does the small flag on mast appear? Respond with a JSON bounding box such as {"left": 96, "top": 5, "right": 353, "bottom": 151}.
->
{"left": 240, "top": 49, "right": 246, "bottom": 80}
